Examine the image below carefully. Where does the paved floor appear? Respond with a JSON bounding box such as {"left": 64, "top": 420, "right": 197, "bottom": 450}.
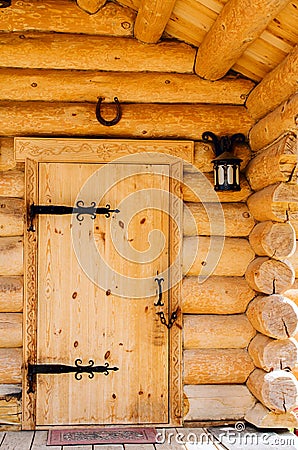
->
{"left": 0, "top": 426, "right": 297, "bottom": 449}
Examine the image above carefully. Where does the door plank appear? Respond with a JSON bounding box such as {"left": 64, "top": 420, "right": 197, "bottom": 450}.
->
{"left": 1, "top": 431, "right": 34, "bottom": 449}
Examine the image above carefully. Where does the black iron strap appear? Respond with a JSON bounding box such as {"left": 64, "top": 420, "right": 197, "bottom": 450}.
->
{"left": 27, "top": 359, "right": 119, "bottom": 394}
{"left": 28, "top": 200, "right": 120, "bottom": 231}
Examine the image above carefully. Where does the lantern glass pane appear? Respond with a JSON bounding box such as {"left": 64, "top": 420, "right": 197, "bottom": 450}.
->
{"left": 227, "top": 165, "right": 234, "bottom": 184}
{"left": 218, "top": 166, "right": 225, "bottom": 185}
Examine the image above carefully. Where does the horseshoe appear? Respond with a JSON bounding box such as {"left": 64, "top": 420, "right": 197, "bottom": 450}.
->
{"left": 96, "top": 97, "right": 122, "bottom": 127}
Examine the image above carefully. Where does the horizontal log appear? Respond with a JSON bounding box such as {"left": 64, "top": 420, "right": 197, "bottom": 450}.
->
{"left": 183, "top": 236, "right": 255, "bottom": 277}
{"left": 0, "top": 0, "right": 135, "bottom": 36}
{"left": 76, "top": 0, "right": 106, "bottom": 14}
{"left": 0, "top": 68, "right": 254, "bottom": 105}
{"left": 0, "top": 313, "right": 22, "bottom": 348}
{"left": 247, "top": 368, "right": 298, "bottom": 413}
{"left": 0, "top": 102, "right": 253, "bottom": 139}
{"left": 0, "top": 237, "right": 23, "bottom": 276}
{"left": 246, "top": 294, "right": 298, "bottom": 339}
{"left": 0, "top": 33, "right": 195, "bottom": 73}
{"left": 0, "top": 277, "right": 23, "bottom": 313}
{"left": 246, "top": 133, "right": 297, "bottom": 190}
{"left": 184, "top": 349, "right": 254, "bottom": 384}
{"left": 0, "top": 171, "right": 24, "bottom": 199}
{"left": 184, "top": 385, "right": 256, "bottom": 422}
{"left": 247, "top": 183, "right": 298, "bottom": 222}
{"left": 246, "top": 45, "right": 298, "bottom": 121}
{"left": 184, "top": 314, "right": 256, "bottom": 349}
{"left": 248, "top": 334, "right": 298, "bottom": 372}
{"left": 184, "top": 202, "right": 255, "bottom": 237}
{"left": 0, "top": 385, "right": 21, "bottom": 397}
{"left": 0, "top": 348, "right": 22, "bottom": 383}
{"left": 245, "top": 257, "right": 294, "bottom": 294}
{"left": 249, "top": 222, "right": 296, "bottom": 260}
{"left": 182, "top": 276, "right": 255, "bottom": 314}
{"left": 245, "top": 402, "right": 298, "bottom": 429}
{"left": 134, "top": 0, "right": 176, "bottom": 44}
{"left": 0, "top": 139, "right": 15, "bottom": 172}
{"left": 0, "top": 397, "right": 21, "bottom": 425}
{"left": 0, "top": 197, "right": 24, "bottom": 237}
{"left": 249, "top": 93, "right": 298, "bottom": 152}
{"left": 183, "top": 173, "right": 252, "bottom": 203}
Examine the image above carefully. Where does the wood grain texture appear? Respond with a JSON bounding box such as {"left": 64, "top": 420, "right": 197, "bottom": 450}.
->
{"left": 0, "top": 138, "right": 15, "bottom": 172}
{"left": 249, "top": 221, "right": 296, "bottom": 260}
{"left": 184, "top": 349, "right": 254, "bottom": 384}
{"left": 0, "top": 33, "right": 195, "bottom": 72}
{"left": 195, "top": 0, "right": 290, "bottom": 80}
{"left": 246, "top": 294, "right": 298, "bottom": 339}
{"left": 245, "top": 402, "right": 298, "bottom": 428}
{"left": 245, "top": 257, "right": 295, "bottom": 294}
{"left": 134, "top": 0, "right": 176, "bottom": 43}
{"left": 246, "top": 133, "right": 297, "bottom": 190}
{"left": 184, "top": 314, "right": 256, "bottom": 349}
{"left": 184, "top": 385, "right": 256, "bottom": 422}
{"left": 0, "top": 277, "right": 23, "bottom": 313}
{"left": 76, "top": 0, "right": 107, "bottom": 14}
{"left": 0, "top": 102, "right": 253, "bottom": 139}
{"left": 248, "top": 334, "right": 298, "bottom": 372}
{"left": 183, "top": 202, "right": 255, "bottom": 237}
{"left": 0, "top": 237, "right": 23, "bottom": 276}
{"left": 0, "top": 0, "right": 135, "bottom": 36}
{"left": 246, "top": 45, "right": 298, "bottom": 121}
{"left": 247, "top": 368, "right": 298, "bottom": 413}
{"left": 183, "top": 236, "right": 255, "bottom": 277}
{"left": 0, "top": 170, "right": 24, "bottom": 198}
{"left": 249, "top": 93, "right": 298, "bottom": 151}
{"left": 0, "top": 197, "right": 24, "bottom": 237}
{"left": 0, "top": 69, "right": 254, "bottom": 104}
{"left": 182, "top": 276, "right": 255, "bottom": 314}
{"left": 0, "top": 313, "right": 22, "bottom": 348}
{"left": 0, "top": 348, "right": 22, "bottom": 383}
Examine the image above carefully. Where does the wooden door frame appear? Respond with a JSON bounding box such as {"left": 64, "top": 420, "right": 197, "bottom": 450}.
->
{"left": 15, "top": 137, "right": 194, "bottom": 430}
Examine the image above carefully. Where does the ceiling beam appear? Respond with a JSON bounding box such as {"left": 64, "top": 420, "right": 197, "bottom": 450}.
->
{"left": 246, "top": 45, "right": 298, "bottom": 121}
{"left": 75, "top": 0, "right": 106, "bottom": 14}
{"left": 134, "top": 0, "right": 177, "bottom": 43}
{"left": 194, "top": 0, "right": 290, "bottom": 81}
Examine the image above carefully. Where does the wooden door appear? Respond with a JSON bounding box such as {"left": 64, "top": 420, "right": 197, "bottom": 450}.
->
{"left": 35, "top": 162, "right": 170, "bottom": 426}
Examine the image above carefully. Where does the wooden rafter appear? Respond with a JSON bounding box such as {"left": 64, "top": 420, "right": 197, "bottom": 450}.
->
{"left": 75, "top": 0, "right": 106, "bottom": 14}
{"left": 134, "top": 0, "right": 177, "bottom": 43}
{"left": 194, "top": 0, "right": 290, "bottom": 81}
{"left": 246, "top": 45, "right": 298, "bottom": 121}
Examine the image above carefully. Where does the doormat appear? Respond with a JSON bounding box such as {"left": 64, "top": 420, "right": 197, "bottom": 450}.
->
{"left": 47, "top": 427, "right": 157, "bottom": 446}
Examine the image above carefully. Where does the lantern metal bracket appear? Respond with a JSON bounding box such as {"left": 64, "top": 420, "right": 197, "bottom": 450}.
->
{"left": 202, "top": 131, "right": 246, "bottom": 156}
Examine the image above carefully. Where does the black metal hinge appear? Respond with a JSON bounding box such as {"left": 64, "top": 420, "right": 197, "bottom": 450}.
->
{"left": 27, "top": 359, "right": 119, "bottom": 394}
{"left": 28, "top": 200, "right": 120, "bottom": 231}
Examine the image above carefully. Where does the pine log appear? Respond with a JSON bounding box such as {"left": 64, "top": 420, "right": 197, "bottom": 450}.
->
{"left": 0, "top": 171, "right": 24, "bottom": 199}
{"left": 0, "top": 33, "right": 195, "bottom": 73}
{"left": 0, "top": 237, "right": 23, "bottom": 276}
{"left": 246, "top": 294, "right": 298, "bottom": 339}
{"left": 245, "top": 402, "right": 298, "bottom": 428}
{"left": 184, "top": 314, "right": 256, "bottom": 349}
{"left": 246, "top": 133, "right": 297, "bottom": 190}
{"left": 248, "top": 334, "right": 298, "bottom": 372}
{"left": 245, "top": 257, "right": 295, "bottom": 294}
{"left": 182, "top": 276, "right": 255, "bottom": 314}
{"left": 184, "top": 349, "right": 254, "bottom": 384}
{"left": 246, "top": 45, "right": 298, "bottom": 121}
{"left": 249, "top": 222, "right": 296, "bottom": 260}
{"left": 0, "top": 277, "right": 23, "bottom": 313}
{"left": 194, "top": 0, "right": 289, "bottom": 80}
{"left": 0, "top": 139, "right": 15, "bottom": 172}
{"left": 183, "top": 203, "right": 255, "bottom": 237}
{"left": 0, "top": 313, "right": 22, "bottom": 348}
{"left": 0, "top": 102, "right": 253, "bottom": 139}
{"left": 0, "top": 0, "right": 135, "bottom": 36}
{"left": 0, "top": 348, "right": 22, "bottom": 383}
{"left": 247, "top": 183, "right": 298, "bottom": 222}
{"left": 0, "top": 397, "right": 21, "bottom": 425}
{"left": 284, "top": 288, "right": 298, "bottom": 305}
{"left": 183, "top": 173, "right": 252, "bottom": 203}
{"left": 288, "top": 244, "right": 298, "bottom": 278}
{"left": 0, "top": 198, "right": 24, "bottom": 237}
{"left": 249, "top": 93, "right": 298, "bottom": 152}
{"left": 134, "top": 0, "right": 176, "bottom": 43}
{"left": 184, "top": 385, "right": 256, "bottom": 422}
{"left": 183, "top": 236, "right": 255, "bottom": 277}
{"left": 0, "top": 69, "right": 254, "bottom": 105}
{"left": 247, "top": 368, "right": 298, "bottom": 413}
{"left": 75, "top": 0, "right": 106, "bottom": 14}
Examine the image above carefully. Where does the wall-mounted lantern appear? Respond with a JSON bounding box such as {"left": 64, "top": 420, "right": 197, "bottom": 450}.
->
{"left": 202, "top": 131, "right": 245, "bottom": 192}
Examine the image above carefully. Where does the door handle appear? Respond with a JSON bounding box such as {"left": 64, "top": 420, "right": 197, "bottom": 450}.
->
{"left": 154, "top": 277, "right": 164, "bottom": 306}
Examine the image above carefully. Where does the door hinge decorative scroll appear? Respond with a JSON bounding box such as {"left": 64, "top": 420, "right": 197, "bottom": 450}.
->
{"left": 27, "top": 359, "right": 119, "bottom": 394}
{"left": 27, "top": 201, "right": 120, "bottom": 231}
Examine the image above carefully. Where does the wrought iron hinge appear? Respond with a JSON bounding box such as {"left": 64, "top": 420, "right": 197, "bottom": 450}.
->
{"left": 28, "top": 200, "right": 120, "bottom": 231}
{"left": 27, "top": 359, "right": 119, "bottom": 394}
